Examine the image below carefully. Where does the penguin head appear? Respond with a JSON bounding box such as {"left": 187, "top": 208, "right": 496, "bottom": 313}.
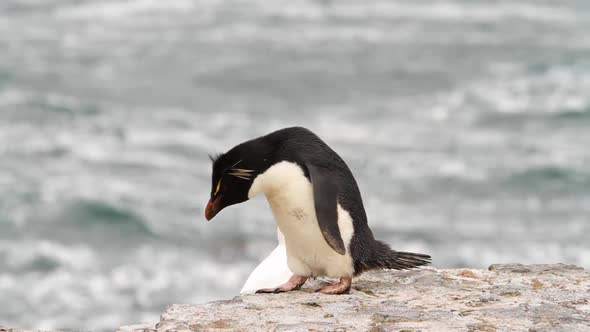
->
{"left": 205, "top": 139, "right": 271, "bottom": 220}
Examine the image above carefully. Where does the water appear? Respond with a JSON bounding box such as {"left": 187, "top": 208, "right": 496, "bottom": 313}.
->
{"left": 1, "top": 0, "right": 589, "bottom": 330}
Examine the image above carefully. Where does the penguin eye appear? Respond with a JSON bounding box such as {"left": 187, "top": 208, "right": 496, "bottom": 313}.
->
{"left": 213, "top": 179, "right": 222, "bottom": 196}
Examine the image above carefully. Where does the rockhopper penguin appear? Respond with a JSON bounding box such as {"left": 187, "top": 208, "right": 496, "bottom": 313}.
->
{"left": 205, "top": 127, "right": 431, "bottom": 294}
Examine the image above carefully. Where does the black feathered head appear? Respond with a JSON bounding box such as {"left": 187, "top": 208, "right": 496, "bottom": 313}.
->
{"left": 205, "top": 138, "right": 273, "bottom": 220}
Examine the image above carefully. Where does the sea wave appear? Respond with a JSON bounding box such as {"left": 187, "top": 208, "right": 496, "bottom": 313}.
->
{"left": 57, "top": 200, "right": 153, "bottom": 235}
{"left": 51, "top": 0, "right": 576, "bottom": 23}
{"left": 54, "top": 0, "right": 198, "bottom": 20}
{"left": 470, "top": 67, "right": 590, "bottom": 115}
{"left": 503, "top": 167, "right": 590, "bottom": 193}
{"left": 1, "top": 0, "right": 590, "bottom": 330}
{"left": 0, "top": 240, "right": 255, "bottom": 331}
{"left": 261, "top": 1, "right": 576, "bottom": 23}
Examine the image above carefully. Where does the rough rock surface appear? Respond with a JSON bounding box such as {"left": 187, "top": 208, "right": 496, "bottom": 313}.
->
{"left": 98, "top": 264, "right": 590, "bottom": 331}
{"left": 4, "top": 264, "right": 588, "bottom": 331}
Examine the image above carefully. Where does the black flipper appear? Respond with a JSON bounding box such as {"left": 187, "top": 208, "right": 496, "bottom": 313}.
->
{"left": 307, "top": 163, "right": 346, "bottom": 255}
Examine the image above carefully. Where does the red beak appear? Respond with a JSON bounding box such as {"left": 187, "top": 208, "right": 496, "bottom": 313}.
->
{"left": 205, "top": 196, "right": 221, "bottom": 221}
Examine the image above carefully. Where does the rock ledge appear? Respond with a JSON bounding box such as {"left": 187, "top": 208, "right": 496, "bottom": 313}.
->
{"left": 121, "top": 264, "right": 588, "bottom": 331}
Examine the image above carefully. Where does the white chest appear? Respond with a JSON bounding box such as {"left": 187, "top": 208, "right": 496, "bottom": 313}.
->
{"left": 248, "top": 161, "right": 355, "bottom": 278}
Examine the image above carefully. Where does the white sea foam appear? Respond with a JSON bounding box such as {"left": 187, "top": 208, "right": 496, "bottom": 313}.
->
{"left": 259, "top": 1, "right": 575, "bottom": 23}
{"left": 470, "top": 67, "right": 590, "bottom": 114}
{"left": 0, "top": 241, "right": 254, "bottom": 330}
{"left": 0, "top": 88, "right": 30, "bottom": 106}
{"left": 1, "top": 240, "right": 96, "bottom": 271}
{"left": 47, "top": 0, "right": 578, "bottom": 47}
{"left": 55, "top": 0, "right": 198, "bottom": 20}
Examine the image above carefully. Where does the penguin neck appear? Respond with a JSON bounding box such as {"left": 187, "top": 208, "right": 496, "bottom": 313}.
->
{"left": 247, "top": 161, "right": 307, "bottom": 200}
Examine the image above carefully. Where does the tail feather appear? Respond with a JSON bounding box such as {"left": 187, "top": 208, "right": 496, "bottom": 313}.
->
{"left": 355, "top": 240, "right": 431, "bottom": 274}
{"left": 389, "top": 251, "right": 432, "bottom": 269}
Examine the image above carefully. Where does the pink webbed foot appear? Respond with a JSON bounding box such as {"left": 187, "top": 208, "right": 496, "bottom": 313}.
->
{"left": 315, "top": 277, "right": 351, "bottom": 295}
{"left": 255, "top": 275, "right": 308, "bottom": 294}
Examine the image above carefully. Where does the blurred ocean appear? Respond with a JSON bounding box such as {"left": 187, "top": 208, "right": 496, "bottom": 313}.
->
{"left": 1, "top": 0, "right": 590, "bottom": 330}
